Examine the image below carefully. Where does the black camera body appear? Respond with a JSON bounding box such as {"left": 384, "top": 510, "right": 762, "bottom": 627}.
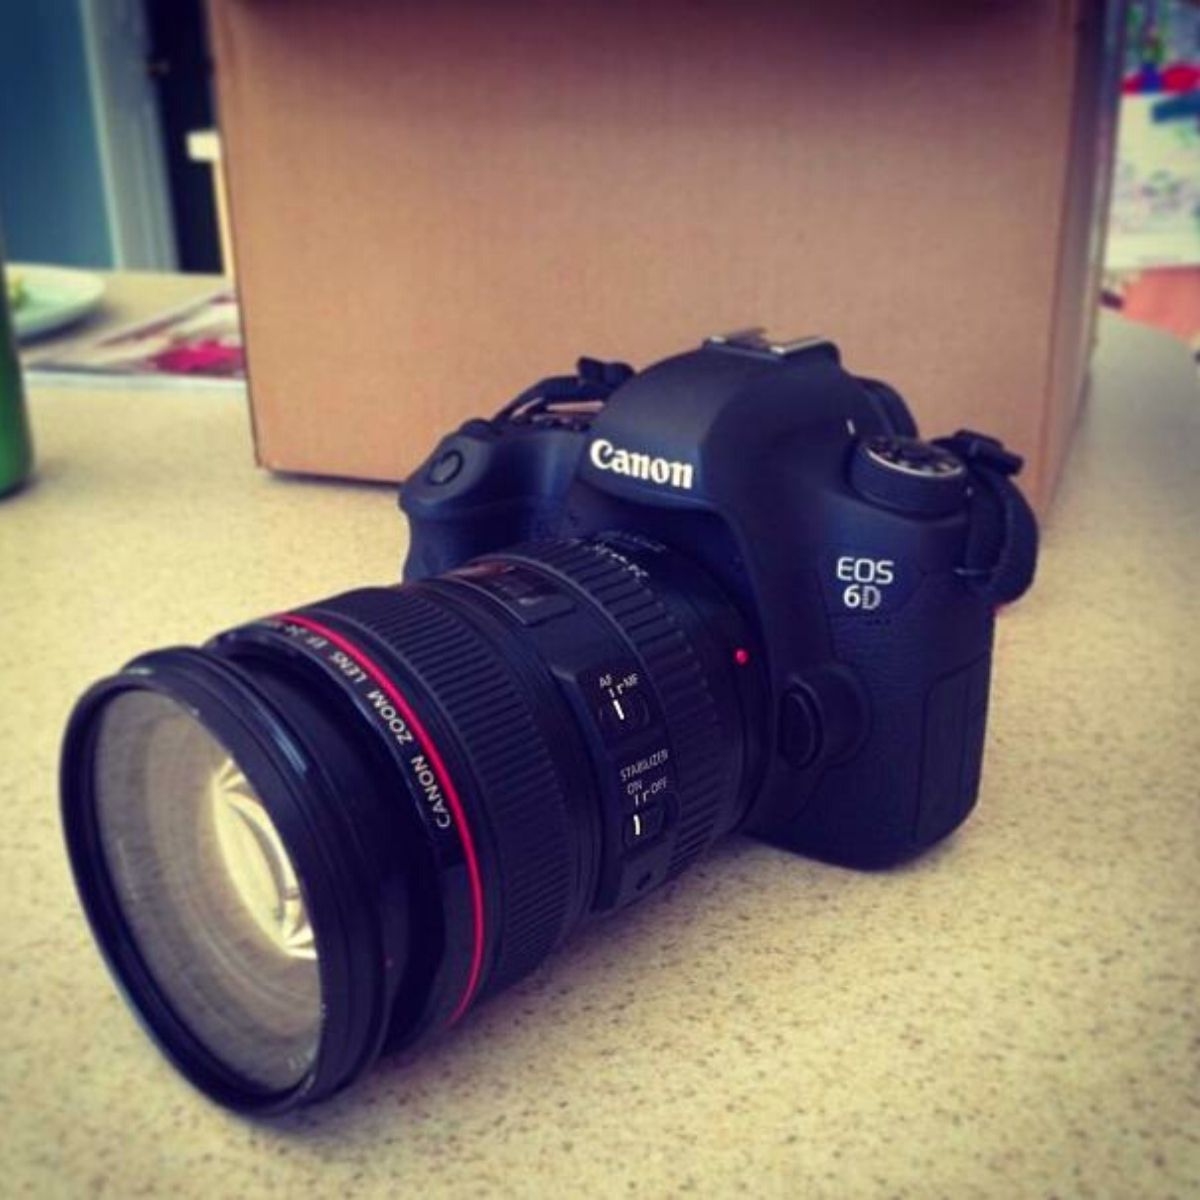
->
{"left": 60, "top": 329, "right": 1040, "bottom": 1112}
{"left": 402, "top": 331, "right": 1037, "bottom": 870}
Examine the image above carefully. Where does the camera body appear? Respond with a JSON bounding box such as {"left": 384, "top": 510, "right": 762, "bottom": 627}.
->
{"left": 401, "top": 332, "right": 1036, "bottom": 869}
{"left": 59, "top": 329, "right": 1041, "bottom": 1112}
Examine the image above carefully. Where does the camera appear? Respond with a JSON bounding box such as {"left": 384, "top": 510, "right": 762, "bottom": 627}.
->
{"left": 60, "top": 330, "right": 1037, "bottom": 1113}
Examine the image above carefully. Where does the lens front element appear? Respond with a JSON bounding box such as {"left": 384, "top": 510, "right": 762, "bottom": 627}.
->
{"left": 210, "top": 757, "right": 316, "bottom": 961}
{"left": 91, "top": 690, "right": 321, "bottom": 1092}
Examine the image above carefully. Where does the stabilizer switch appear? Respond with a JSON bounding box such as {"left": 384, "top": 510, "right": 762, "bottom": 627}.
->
{"left": 850, "top": 434, "right": 967, "bottom": 517}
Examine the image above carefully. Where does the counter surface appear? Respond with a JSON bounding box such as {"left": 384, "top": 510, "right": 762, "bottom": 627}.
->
{"left": 2, "top": 287, "right": 1197, "bottom": 1197}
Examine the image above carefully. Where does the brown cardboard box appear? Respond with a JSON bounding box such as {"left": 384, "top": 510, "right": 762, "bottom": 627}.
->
{"left": 210, "top": 0, "right": 1120, "bottom": 512}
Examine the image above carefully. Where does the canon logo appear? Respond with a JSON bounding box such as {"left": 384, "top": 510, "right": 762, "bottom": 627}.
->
{"left": 588, "top": 438, "right": 695, "bottom": 491}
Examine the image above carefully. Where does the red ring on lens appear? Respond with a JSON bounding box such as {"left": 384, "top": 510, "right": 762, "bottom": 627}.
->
{"left": 277, "top": 613, "right": 485, "bottom": 1024}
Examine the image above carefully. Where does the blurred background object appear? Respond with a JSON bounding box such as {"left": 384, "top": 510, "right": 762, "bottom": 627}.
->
{"left": 1107, "top": 0, "right": 1200, "bottom": 356}
{"left": 0, "top": 0, "right": 1194, "bottom": 447}
{"left": 0, "top": 0, "right": 221, "bottom": 274}
{"left": 0, "top": 234, "right": 35, "bottom": 495}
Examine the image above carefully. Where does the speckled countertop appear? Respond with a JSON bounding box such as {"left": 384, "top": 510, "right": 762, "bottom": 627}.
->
{"left": 1, "top": 279, "right": 1197, "bottom": 1198}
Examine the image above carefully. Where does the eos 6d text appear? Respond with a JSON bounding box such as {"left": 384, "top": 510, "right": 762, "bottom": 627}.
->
{"left": 836, "top": 555, "right": 895, "bottom": 610}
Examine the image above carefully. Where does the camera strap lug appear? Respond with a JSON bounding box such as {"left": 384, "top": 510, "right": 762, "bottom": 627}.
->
{"left": 934, "top": 430, "right": 1038, "bottom": 606}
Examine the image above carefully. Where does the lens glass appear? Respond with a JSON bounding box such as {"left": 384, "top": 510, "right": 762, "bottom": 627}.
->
{"left": 91, "top": 690, "right": 321, "bottom": 1092}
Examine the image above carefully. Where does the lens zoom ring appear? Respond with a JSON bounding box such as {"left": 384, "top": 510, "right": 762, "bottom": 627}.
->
{"left": 517, "top": 541, "right": 733, "bottom": 876}
{"left": 307, "top": 587, "right": 574, "bottom": 998}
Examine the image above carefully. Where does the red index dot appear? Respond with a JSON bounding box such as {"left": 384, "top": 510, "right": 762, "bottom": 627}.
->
{"left": 734, "top": 648, "right": 750, "bottom": 666}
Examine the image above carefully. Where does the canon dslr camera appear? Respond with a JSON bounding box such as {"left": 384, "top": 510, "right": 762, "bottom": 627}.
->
{"left": 61, "top": 331, "right": 1037, "bottom": 1113}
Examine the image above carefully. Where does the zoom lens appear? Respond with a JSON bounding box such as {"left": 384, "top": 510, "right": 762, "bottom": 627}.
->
{"left": 61, "top": 536, "right": 765, "bottom": 1112}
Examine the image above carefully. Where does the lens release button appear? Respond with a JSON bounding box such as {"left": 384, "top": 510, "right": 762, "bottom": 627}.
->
{"left": 779, "top": 687, "right": 822, "bottom": 769}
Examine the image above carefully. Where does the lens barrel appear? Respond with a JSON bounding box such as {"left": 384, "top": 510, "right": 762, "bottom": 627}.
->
{"left": 61, "top": 536, "right": 763, "bottom": 1111}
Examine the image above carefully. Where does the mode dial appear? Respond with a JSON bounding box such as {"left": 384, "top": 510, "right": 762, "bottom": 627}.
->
{"left": 849, "top": 435, "right": 967, "bottom": 517}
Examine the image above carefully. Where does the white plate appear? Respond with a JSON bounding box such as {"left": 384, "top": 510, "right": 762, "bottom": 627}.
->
{"left": 7, "top": 263, "right": 106, "bottom": 341}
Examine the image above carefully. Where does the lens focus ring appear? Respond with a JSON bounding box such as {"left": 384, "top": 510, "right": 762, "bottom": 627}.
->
{"left": 510, "top": 540, "right": 736, "bottom": 876}
{"left": 304, "top": 586, "right": 576, "bottom": 1004}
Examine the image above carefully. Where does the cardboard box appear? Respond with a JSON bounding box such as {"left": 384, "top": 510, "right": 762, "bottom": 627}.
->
{"left": 210, "top": 0, "right": 1121, "bottom": 512}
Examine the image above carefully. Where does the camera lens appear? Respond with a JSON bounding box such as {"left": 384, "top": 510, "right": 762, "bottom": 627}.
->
{"left": 62, "top": 536, "right": 764, "bottom": 1112}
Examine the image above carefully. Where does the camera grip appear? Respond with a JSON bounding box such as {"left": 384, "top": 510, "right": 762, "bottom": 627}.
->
{"left": 792, "top": 575, "right": 994, "bottom": 867}
{"left": 400, "top": 423, "right": 589, "bottom": 582}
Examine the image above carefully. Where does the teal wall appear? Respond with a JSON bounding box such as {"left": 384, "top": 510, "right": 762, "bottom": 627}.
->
{"left": 0, "top": 0, "right": 114, "bottom": 267}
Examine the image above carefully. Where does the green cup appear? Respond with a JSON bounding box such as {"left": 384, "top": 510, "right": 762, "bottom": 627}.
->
{"left": 0, "top": 253, "right": 34, "bottom": 496}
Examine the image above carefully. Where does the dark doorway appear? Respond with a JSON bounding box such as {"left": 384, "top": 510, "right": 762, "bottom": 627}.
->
{"left": 144, "top": 0, "right": 221, "bottom": 273}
